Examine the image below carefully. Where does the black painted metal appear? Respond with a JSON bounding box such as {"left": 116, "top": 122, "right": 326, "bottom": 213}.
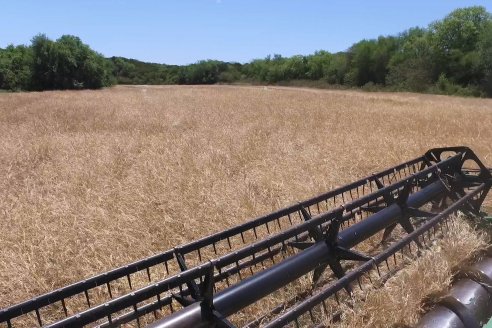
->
{"left": 261, "top": 183, "right": 487, "bottom": 328}
{"left": 0, "top": 250, "right": 174, "bottom": 324}
{"left": 149, "top": 179, "right": 481, "bottom": 328}
{"left": 1, "top": 146, "right": 490, "bottom": 328}
{"left": 42, "top": 155, "right": 452, "bottom": 327}
{"left": 415, "top": 256, "right": 492, "bottom": 328}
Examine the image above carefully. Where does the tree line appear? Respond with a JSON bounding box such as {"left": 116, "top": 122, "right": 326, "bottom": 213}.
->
{"left": 1, "top": 6, "right": 492, "bottom": 97}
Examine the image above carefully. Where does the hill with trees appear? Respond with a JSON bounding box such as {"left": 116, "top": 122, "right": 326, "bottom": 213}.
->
{"left": 1, "top": 6, "right": 491, "bottom": 97}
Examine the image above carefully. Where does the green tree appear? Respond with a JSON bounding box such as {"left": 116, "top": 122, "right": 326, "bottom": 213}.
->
{"left": 305, "top": 51, "right": 332, "bottom": 80}
{"left": 110, "top": 57, "right": 137, "bottom": 84}
{"left": 386, "top": 28, "right": 435, "bottom": 91}
{"left": 346, "top": 40, "right": 377, "bottom": 86}
{"left": 324, "top": 53, "right": 348, "bottom": 84}
{"left": 0, "top": 45, "right": 33, "bottom": 90}
{"left": 31, "top": 34, "right": 113, "bottom": 90}
{"left": 181, "top": 60, "right": 228, "bottom": 84}
{"left": 283, "top": 55, "right": 308, "bottom": 80}
{"left": 478, "top": 21, "right": 492, "bottom": 96}
{"left": 31, "top": 34, "right": 57, "bottom": 90}
{"left": 345, "top": 37, "right": 396, "bottom": 86}
{"left": 430, "top": 6, "right": 491, "bottom": 85}
{"left": 372, "top": 36, "right": 398, "bottom": 84}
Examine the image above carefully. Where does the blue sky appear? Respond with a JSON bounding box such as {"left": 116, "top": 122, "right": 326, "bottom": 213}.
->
{"left": 1, "top": 1, "right": 491, "bottom": 65}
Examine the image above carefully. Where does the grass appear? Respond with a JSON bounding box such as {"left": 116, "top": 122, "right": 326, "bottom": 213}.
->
{"left": 0, "top": 85, "right": 491, "bottom": 325}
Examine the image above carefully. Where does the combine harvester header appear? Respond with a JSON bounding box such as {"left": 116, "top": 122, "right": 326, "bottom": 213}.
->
{"left": 1, "top": 147, "right": 491, "bottom": 327}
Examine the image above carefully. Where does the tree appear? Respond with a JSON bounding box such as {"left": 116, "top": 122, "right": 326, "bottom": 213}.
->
{"left": 180, "top": 60, "right": 229, "bottom": 84}
{"left": 372, "top": 36, "right": 398, "bottom": 84}
{"left": 346, "top": 40, "right": 377, "bottom": 86}
{"left": 31, "top": 34, "right": 113, "bottom": 90}
{"left": 0, "top": 45, "right": 33, "bottom": 90}
{"left": 324, "top": 53, "right": 348, "bottom": 84}
{"left": 431, "top": 6, "right": 490, "bottom": 53}
{"left": 430, "top": 6, "right": 491, "bottom": 85}
{"left": 282, "top": 55, "right": 308, "bottom": 80}
{"left": 305, "top": 51, "right": 332, "bottom": 80}
{"left": 478, "top": 21, "right": 492, "bottom": 96}
{"left": 111, "top": 57, "right": 136, "bottom": 83}
{"left": 31, "top": 34, "right": 57, "bottom": 90}
{"left": 386, "top": 28, "right": 435, "bottom": 91}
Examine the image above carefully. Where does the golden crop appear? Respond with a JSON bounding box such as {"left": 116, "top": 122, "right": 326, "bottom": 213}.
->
{"left": 1, "top": 85, "right": 490, "bottom": 326}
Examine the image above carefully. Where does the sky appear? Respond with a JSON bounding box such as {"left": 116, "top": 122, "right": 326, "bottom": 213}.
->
{"left": 1, "top": 1, "right": 491, "bottom": 65}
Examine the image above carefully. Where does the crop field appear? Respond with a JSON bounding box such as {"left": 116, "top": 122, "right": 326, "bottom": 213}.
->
{"left": 1, "top": 85, "right": 492, "bottom": 326}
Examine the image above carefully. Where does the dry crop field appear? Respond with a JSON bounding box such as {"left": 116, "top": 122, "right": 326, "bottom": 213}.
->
{"left": 1, "top": 85, "right": 492, "bottom": 325}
